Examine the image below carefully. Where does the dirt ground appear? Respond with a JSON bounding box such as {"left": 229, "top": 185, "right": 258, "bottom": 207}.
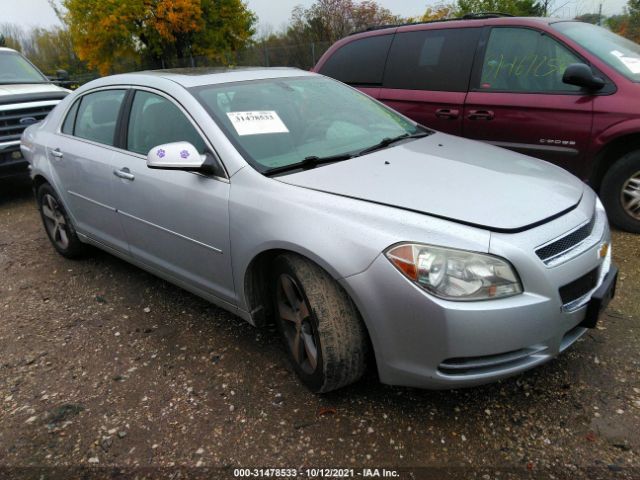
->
{"left": 1, "top": 179, "right": 639, "bottom": 480}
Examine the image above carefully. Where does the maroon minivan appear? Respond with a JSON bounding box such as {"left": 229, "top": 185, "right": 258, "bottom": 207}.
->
{"left": 313, "top": 16, "right": 640, "bottom": 233}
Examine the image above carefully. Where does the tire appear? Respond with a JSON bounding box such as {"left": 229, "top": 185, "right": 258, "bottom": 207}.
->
{"left": 600, "top": 150, "right": 640, "bottom": 233}
{"left": 271, "top": 253, "right": 368, "bottom": 393}
{"left": 36, "top": 183, "right": 87, "bottom": 258}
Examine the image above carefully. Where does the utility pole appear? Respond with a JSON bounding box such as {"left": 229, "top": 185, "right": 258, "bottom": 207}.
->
{"left": 598, "top": 2, "right": 603, "bottom": 25}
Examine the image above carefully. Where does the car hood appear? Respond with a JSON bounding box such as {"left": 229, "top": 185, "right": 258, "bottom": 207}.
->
{"left": 0, "top": 83, "right": 68, "bottom": 96}
{"left": 277, "top": 133, "right": 584, "bottom": 232}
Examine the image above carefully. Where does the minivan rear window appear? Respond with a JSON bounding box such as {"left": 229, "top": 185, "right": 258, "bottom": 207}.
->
{"left": 383, "top": 28, "right": 481, "bottom": 92}
{"left": 317, "top": 35, "right": 393, "bottom": 86}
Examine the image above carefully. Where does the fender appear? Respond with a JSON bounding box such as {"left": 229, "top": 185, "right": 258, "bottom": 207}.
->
{"left": 590, "top": 118, "right": 640, "bottom": 153}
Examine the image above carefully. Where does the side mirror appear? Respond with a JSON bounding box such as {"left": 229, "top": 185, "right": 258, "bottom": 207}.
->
{"left": 56, "top": 69, "right": 69, "bottom": 81}
{"left": 562, "top": 63, "right": 605, "bottom": 91}
{"left": 146, "top": 142, "right": 220, "bottom": 175}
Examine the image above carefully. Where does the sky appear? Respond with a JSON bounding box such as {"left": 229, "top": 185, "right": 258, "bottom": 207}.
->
{"left": 0, "top": 0, "right": 629, "bottom": 32}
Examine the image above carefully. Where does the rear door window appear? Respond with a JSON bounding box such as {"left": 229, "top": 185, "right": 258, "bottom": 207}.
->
{"left": 477, "top": 27, "right": 583, "bottom": 93}
{"left": 383, "top": 28, "right": 481, "bottom": 91}
{"left": 318, "top": 35, "right": 393, "bottom": 86}
{"left": 74, "top": 90, "right": 126, "bottom": 146}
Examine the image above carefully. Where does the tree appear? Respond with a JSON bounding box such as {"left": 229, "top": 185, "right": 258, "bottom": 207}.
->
{"left": 0, "top": 23, "right": 27, "bottom": 51}
{"left": 575, "top": 13, "right": 602, "bottom": 24}
{"left": 299, "top": 0, "right": 402, "bottom": 43}
{"left": 62, "top": 0, "right": 256, "bottom": 74}
{"left": 454, "top": 0, "right": 545, "bottom": 16}
{"left": 625, "top": 0, "right": 640, "bottom": 43}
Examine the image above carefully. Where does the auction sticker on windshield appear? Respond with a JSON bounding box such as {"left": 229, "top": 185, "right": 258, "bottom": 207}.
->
{"left": 227, "top": 110, "right": 289, "bottom": 136}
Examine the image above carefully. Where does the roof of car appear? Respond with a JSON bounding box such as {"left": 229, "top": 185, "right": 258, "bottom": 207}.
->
{"left": 349, "top": 16, "right": 572, "bottom": 37}
{"left": 81, "top": 67, "right": 315, "bottom": 92}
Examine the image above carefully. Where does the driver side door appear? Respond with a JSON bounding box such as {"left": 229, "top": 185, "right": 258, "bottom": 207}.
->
{"left": 110, "top": 88, "right": 235, "bottom": 305}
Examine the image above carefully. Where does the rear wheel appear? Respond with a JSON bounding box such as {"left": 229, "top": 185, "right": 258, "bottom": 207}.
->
{"left": 271, "top": 253, "right": 368, "bottom": 393}
{"left": 37, "top": 183, "right": 86, "bottom": 258}
{"left": 601, "top": 150, "right": 640, "bottom": 233}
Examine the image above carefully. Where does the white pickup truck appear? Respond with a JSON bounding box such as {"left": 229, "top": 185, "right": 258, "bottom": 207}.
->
{"left": 1, "top": 47, "right": 69, "bottom": 181}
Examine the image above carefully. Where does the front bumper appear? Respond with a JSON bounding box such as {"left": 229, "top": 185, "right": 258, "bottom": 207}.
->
{"left": 0, "top": 142, "right": 29, "bottom": 180}
{"left": 341, "top": 205, "right": 613, "bottom": 389}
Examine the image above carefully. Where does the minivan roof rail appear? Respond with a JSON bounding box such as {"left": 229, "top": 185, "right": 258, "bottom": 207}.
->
{"left": 349, "top": 12, "right": 515, "bottom": 36}
{"left": 461, "top": 12, "right": 514, "bottom": 18}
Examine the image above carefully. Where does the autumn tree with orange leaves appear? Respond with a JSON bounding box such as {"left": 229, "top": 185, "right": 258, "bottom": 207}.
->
{"left": 62, "top": 0, "right": 256, "bottom": 75}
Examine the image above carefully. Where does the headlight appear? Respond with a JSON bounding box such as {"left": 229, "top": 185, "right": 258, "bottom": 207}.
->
{"left": 385, "top": 243, "right": 522, "bottom": 301}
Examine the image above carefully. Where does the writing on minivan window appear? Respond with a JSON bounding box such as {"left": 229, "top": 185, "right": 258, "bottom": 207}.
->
{"left": 482, "top": 54, "right": 571, "bottom": 80}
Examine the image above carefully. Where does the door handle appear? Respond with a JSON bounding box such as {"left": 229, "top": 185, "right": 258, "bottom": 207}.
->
{"left": 50, "top": 148, "right": 64, "bottom": 159}
{"left": 435, "top": 108, "right": 460, "bottom": 120}
{"left": 467, "top": 110, "right": 494, "bottom": 121}
{"left": 113, "top": 168, "right": 135, "bottom": 181}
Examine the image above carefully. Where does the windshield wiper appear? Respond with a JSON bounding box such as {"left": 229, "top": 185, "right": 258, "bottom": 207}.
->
{"left": 357, "top": 130, "right": 431, "bottom": 156}
{"left": 264, "top": 153, "right": 354, "bottom": 177}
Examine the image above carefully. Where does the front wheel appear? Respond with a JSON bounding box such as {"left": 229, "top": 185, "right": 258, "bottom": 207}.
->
{"left": 600, "top": 150, "right": 640, "bottom": 233}
{"left": 271, "top": 253, "right": 368, "bottom": 393}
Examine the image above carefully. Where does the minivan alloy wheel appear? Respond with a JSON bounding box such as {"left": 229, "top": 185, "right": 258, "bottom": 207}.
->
{"left": 276, "top": 273, "right": 318, "bottom": 374}
{"left": 621, "top": 170, "right": 640, "bottom": 220}
{"left": 41, "top": 193, "right": 70, "bottom": 249}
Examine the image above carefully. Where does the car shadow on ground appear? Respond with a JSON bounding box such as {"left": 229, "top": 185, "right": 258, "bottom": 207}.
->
{"left": 0, "top": 178, "right": 33, "bottom": 206}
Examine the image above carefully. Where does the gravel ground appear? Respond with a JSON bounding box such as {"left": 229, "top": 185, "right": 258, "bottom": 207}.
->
{"left": 1, "top": 179, "right": 639, "bottom": 480}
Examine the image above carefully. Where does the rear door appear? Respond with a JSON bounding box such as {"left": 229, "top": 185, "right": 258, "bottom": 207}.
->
{"left": 50, "top": 88, "right": 129, "bottom": 252}
{"left": 463, "top": 26, "right": 594, "bottom": 176}
{"left": 109, "top": 88, "right": 235, "bottom": 304}
{"left": 378, "top": 27, "right": 481, "bottom": 135}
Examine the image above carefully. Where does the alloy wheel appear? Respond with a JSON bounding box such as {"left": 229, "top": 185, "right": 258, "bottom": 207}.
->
{"left": 41, "top": 193, "right": 70, "bottom": 250}
{"left": 621, "top": 170, "right": 640, "bottom": 221}
{"left": 276, "top": 273, "right": 318, "bottom": 374}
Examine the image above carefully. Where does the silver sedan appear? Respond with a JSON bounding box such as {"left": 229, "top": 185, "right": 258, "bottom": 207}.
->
{"left": 21, "top": 68, "right": 617, "bottom": 392}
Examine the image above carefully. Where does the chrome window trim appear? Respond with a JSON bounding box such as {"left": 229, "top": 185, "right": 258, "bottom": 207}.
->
{"left": 55, "top": 84, "right": 230, "bottom": 183}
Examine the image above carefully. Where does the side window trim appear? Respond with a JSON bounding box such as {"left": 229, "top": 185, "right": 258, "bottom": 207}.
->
{"left": 124, "top": 87, "right": 229, "bottom": 180}
{"left": 469, "top": 25, "right": 613, "bottom": 95}
{"left": 62, "top": 97, "right": 81, "bottom": 135}
{"left": 57, "top": 86, "right": 130, "bottom": 144}
{"left": 115, "top": 89, "right": 136, "bottom": 150}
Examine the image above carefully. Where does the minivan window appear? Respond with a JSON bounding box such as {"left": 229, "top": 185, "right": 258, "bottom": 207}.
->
{"left": 383, "top": 28, "right": 481, "bottom": 91}
{"left": 478, "top": 27, "right": 582, "bottom": 93}
{"left": 317, "top": 35, "right": 393, "bottom": 85}
{"left": 127, "top": 90, "right": 206, "bottom": 155}
{"left": 553, "top": 21, "right": 640, "bottom": 82}
{"left": 74, "top": 90, "right": 126, "bottom": 146}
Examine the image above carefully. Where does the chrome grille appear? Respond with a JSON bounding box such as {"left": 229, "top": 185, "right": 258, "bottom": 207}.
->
{"left": 535, "top": 215, "right": 596, "bottom": 264}
{"left": 0, "top": 104, "right": 56, "bottom": 143}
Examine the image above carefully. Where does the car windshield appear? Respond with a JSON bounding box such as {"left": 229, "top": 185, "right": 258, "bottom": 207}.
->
{"left": 191, "top": 76, "right": 424, "bottom": 174}
{"left": 553, "top": 21, "right": 640, "bottom": 82}
{"left": 0, "top": 50, "right": 48, "bottom": 84}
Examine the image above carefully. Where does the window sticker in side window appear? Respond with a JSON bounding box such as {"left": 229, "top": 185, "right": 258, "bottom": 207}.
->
{"left": 226, "top": 111, "right": 289, "bottom": 136}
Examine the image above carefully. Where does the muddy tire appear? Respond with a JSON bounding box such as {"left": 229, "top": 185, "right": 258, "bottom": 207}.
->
{"left": 37, "top": 183, "right": 87, "bottom": 258}
{"left": 600, "top": 150, "right": 640, "bottom": 233}
{"left": 271, "top": 253, "right": 368, "bottom": 393}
